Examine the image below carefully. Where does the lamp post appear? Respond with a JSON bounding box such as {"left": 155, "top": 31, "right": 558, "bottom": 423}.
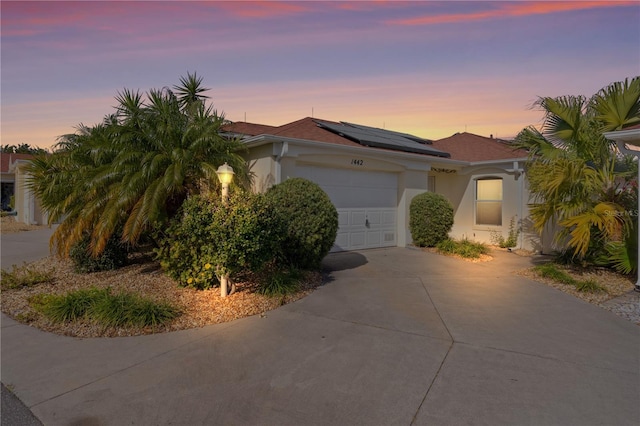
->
{"left": 216, "top": 162, "right": 235, "bottom": 205}
{"left": 216, "top": 162, "right": 235, "bottom": 296}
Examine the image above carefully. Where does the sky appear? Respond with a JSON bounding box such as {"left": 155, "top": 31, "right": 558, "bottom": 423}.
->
{"left": 2, "top": 1, "right": 639, "bottom": 149}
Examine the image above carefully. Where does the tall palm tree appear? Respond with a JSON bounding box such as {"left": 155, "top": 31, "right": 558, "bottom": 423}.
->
{"left": 515, "top": 77, "right": 639, "bottom": 270}
{"left": 28, "top": 73, "right": 249, "bottom": 256}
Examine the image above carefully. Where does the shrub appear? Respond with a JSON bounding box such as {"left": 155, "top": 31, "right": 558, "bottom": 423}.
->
{"left": 490, "top": 216, "right": 520, "bottom": 248}
{"left": 30, "top": 287, "right": 180, "bottom": 327}
{"left": 533, "top": 263, "right": 607, "bottom": 293}
{"left": 436, "top": 238, "right": 489, "bottom": 259}
{"left": 257, "top": 265, "right": 302, "bottom": 297}
{"left": 156, "top": 192, "right": 285, "bottom": 289}
{"left": 69, "top": 233, "right": 128, "bottom": 273}
{"left": 1, "top": 263, "right": 55, "bottom": 290}
{"left": 409, "top": 192, "right": 454, "bottom": 247}
{"left": 265, "top": 178, "right": 338, "bottom": 270}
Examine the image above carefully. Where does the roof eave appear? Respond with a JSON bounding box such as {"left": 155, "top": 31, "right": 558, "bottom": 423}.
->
{"left": 241, "top": 134, "right": 467, "bottom": 165}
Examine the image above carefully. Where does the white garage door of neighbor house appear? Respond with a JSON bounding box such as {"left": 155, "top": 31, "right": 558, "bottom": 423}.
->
{"left": 296, "top": 165, "right": 398, "bottom": 252}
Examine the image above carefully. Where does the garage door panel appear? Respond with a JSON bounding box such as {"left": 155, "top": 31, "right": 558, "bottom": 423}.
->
{"left": 366, "top": 231, "right": 382, "bottom": 246}
{"left": 350, "top": 232, "right": 366, "bottom": 248}
{"left": 383, "top": 211, "right": 395, "bottom": 225}
{"left": 338, "top": 211, "right": 349, "bottom": 227}
{"left": 366, "top": 211, "right": 381, "bottom": 226}
{"left": 351, "top": 211, "right": 366, "bottom": 228}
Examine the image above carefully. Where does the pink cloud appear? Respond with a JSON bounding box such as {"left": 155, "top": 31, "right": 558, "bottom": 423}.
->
{"left": 388, "top": 1, "right": 637, "bottom": 26}
{"left": 212, "top": 1, "right": 310, "bottom": 19}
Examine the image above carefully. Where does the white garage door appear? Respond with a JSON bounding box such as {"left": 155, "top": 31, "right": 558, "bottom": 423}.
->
{"left": 295, "top": 165, "right": 398, "bottom": 251}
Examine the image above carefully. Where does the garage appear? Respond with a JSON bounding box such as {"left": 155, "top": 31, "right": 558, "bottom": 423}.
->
{"left": 231, "top": 116, "right": 450, "bottom": 252}
{"left": 295, "top": 165, "right": 398, "bottom": 251}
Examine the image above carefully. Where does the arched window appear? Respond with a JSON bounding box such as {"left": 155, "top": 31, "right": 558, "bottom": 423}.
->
{"left": 476, "top": 178, "right": 502, "bottom": 226}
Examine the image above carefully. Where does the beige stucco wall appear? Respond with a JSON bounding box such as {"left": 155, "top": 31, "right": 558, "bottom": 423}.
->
{"left": 12, "top": 161, "right": 48, "bottom": 225}
{"left": 433, "top": 167, "right": 541, "bottom": 252}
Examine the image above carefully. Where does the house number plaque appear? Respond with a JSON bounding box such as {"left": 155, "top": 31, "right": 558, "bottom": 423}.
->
{"left": 350, "top": 159, "right": 364, "bottom": 166}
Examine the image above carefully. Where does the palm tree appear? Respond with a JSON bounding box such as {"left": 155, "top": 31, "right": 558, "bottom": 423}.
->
{"left": 27, "top": 73, "right": 249, "bottom": 256}
{"left": 515, "top": 77, "right": 639, "bottom": 271}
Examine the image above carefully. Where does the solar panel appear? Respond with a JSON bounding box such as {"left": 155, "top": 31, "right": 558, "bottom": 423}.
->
{"left": 315, "top": 120, "right": 450, "bottom": 158}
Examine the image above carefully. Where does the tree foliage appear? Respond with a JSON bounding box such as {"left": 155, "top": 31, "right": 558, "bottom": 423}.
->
{"left": 26, "top": 73, "right": 249, "bottom": 257}
{"left": 1, "top": 144, "right": 48, "bottom": 155}
{"left": 515, "top": 77, "right": 639, "bottom": 273}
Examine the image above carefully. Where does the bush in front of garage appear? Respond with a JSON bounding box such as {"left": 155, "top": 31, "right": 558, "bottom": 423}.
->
{"left": 409, "top": 192, "right": 454, "bottom": 247}
{"left": 265, "top": 178, "right": 338, "bottom": 269}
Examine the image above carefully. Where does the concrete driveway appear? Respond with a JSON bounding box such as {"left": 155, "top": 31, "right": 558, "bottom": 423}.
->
{"left": 1, "top": 240, "right": 639, "bottom": 425}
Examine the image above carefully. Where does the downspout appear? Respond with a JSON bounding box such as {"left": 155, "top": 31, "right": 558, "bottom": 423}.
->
{"left": 507, "top": 161, "right": 525, "bottom": 249}
{"left": 274, "top": 141, "right": 288, "bottom": 185}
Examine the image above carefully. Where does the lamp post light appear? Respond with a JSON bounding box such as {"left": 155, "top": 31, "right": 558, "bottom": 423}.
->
{"left": 216, "top": 162, "right": 235, "bottom": 205}
{"left": 216, "top": 162, "right": 235, "bottom": 297}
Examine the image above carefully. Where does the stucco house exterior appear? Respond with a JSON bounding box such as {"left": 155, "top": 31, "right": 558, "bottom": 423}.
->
{"left": 223, "top": 117, "right": 546, "bottom": 253}
{"left": 603, "top": 124, "right": 640, "bottom": 290}
{"left": 0, "top": 153, "right": 48, "bottom": 225}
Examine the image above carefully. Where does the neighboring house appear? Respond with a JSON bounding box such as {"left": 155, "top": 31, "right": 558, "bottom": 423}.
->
{"left": 223, "top": 117, "right": 548, "bottom": 253}
{"left": 0, "top": 153, "right": 48, "bottom": 225}
{"left": 603, "top": 124, "right": 640, "bottom": 290}
{"left": 1, "top": 153, "right": 33, "bottom": 211}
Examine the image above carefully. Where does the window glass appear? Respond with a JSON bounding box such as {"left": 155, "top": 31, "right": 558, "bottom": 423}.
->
{"left": 476, "top": 179, "right": 502, "bottom": 226}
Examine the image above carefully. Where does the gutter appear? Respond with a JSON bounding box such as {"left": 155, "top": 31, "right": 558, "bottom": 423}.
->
{"left": 242, "top": 134, "right": 468, "bottom": 167}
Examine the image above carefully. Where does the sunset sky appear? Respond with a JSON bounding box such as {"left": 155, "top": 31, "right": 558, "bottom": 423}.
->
{"left": 2, "top": 1, "right": 639, "bottom": 149}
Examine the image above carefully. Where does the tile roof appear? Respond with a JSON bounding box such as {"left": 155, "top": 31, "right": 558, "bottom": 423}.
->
{"left": 222, "top": 121, "right": 277, "bottom": 136}
{"left": 224, "top": 117, "right": 371, "bottom": 148}
{"left": 430, "top": 132, "right": 528, "bottom": 162}
{"left": 224, "top": 118, "right": 527, "bottom": 162}
{"left": 1, "top": 153, "right": 34, "bottom": 174}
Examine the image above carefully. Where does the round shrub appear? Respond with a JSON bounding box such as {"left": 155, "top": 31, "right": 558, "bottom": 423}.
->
{"left": 69, "top": 233, "right": 128, "bottom": 273}
{"left": 155, "top": 192, "right": 285, "bottom": 289}
{"left": 409, "top": 192, "right": 454, "bottom": 247}
{"left": 266, "top": 178, "right": 338, "bottom": 269}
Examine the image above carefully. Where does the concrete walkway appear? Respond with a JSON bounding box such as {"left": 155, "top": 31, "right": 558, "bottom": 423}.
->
{"left": 1, "top": 239, "right": 639, "bottom": 425}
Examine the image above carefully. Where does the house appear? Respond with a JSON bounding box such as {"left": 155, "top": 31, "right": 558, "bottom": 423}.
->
{"left": 1, "top": 153, "right": 33, "bottom": 211}
{"left": 223, "top": 117, "right": 546, "bottom": 252}
{"left": 603, "top": 124, "right": 640, "bottom": 291}
{"left": 0, "top": 153, "right": 48, "bottom": 224}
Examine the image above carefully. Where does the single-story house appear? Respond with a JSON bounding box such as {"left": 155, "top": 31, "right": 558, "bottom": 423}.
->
{"left": 1, "top": 153, "right": 32, "bottom": 211}
{"left": 603, "top": 124, "right": 640, "bottom": 290}
{"left": 223, "top": 117, "right": 550, "bottom": 253}
{"left": 0, "top": 153, "right": 48, "bottom": 224}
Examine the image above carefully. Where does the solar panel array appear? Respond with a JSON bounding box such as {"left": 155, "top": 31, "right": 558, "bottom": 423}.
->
{"left": 315, "top": 120, "right": 450, "bottom": 158}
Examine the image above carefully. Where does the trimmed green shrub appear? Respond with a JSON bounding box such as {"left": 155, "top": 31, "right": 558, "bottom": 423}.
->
{"left": 409, "top": 192, "right": 454, "bottom": 247}
{"left": 257, "top": 266, "right": 302, "bottom": 297}
{"left": 436, "top": 238, "right": 489, "bottom": 259}
{"left": 156, "top": 192, "right": 285, "bottom": 289}
{"left": 69, "top": 233, "right": 128, "bottom": 273}
{"left": 265, "top": 178, "right": 338, "bottom": 269}
{"left": 30, "top": 287, "right": 180, "bottom": 326}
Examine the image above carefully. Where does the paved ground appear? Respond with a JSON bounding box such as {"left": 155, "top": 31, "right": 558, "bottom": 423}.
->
{"left": 1, "top": 232, "right": 639, "bottom": 425}
{"left": 1, "top": 226, "right": 56, "bottom": 270}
